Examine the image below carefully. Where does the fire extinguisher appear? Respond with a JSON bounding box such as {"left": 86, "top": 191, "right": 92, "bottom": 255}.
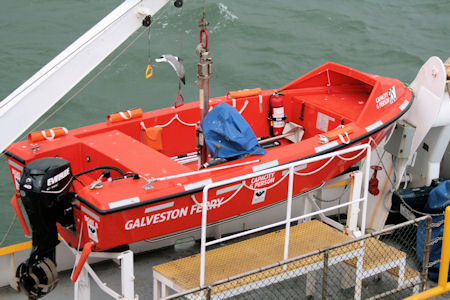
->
{"left": 268, "top": 90, "right": 286, "bottom": 136}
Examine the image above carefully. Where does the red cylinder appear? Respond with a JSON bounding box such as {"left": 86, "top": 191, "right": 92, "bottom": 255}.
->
{"left": 270, "top": 94, "right": 285, "bottom": 136}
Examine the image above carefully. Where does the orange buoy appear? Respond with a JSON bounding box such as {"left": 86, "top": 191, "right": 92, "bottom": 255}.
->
{"left": 107, "top": 108, "right": 143, "bottom": 123}
{"left": 27, "top": 127, "right": 68, "bottom": 143}
{"left": 227, "top": 88, "right": 262, "bottom": 99}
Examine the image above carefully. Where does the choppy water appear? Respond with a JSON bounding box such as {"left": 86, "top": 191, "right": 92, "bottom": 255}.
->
{"left": 0, "top": 0, "right": 449, "bottom": 245}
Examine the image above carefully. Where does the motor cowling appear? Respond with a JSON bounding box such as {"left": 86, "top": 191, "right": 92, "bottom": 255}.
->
{"left": 16, "top": 157, "right": 74, "bottom": 298}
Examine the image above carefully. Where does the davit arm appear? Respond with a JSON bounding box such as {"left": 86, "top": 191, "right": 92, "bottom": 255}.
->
{"left": 0, "top": 0, "right": 169, "bottom": 154}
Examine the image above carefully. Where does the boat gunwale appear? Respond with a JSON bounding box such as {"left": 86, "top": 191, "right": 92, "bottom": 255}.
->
{"left": 72, "top": 94, "right": 413, "bottom": 216}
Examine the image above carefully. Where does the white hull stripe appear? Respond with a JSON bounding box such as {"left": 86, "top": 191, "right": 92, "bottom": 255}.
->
{"left": 282, "top": 164, "right": 307, "bottom": 176}
{"left": 81, "top": 206, "right": 100, "bottom": 222}
{"left": 399, "top": 100, "right": 409, "bottom": 111}
{"left": 216, "top": 184, "right": 241, "bottom": 195}
{"left": 315, "top": 140, "right": 339, "bottom": 153}
{"left": 8, "top": 159, "right": 23, "bottom": 171}
{"left": 252, "top": 160, "right": 279, "bottom": 172}
{"left": 109, "top": 196, "right": 140, "bottom": 209}
{"left": 184, "top": 179, "right": 213, "bottom": 191}
{"left": 365, "top": 120, "right": 383, "bottom": 132}
{"left": 144, "top": 202, "right": 174, "bottom": 214}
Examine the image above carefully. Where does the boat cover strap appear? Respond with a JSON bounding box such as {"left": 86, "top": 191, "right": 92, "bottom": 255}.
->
{"left": 201, "top": 103, "right": 266, "bottom": 159}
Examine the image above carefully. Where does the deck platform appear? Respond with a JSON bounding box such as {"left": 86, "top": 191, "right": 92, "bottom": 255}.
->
{"left": 153, "top": 220, "right": 420, "bottom": 299}
{"left": 153, "top": 220, "right": 364, "bottom": 299}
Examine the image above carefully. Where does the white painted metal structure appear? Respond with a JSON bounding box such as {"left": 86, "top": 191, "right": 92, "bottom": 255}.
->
{"left": 0, "top": 0, "right": 169, "bottom": 153}
{"left": 199, "top": 143, "right": 372, "bottom": 288}
{"left": 365, "top": 56, "right": 450, "bottom": 232}
{"left": 62, "top": 239, "right": 137, "bottom": 300}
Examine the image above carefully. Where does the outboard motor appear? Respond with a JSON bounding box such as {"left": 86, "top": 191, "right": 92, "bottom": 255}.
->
{"left": 16, "top": 157, "right": 74, "bottom": 299}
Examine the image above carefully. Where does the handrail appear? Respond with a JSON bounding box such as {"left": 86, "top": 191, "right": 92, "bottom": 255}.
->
{"left": 199, "top": 143, "right": 371, "bottom": 287}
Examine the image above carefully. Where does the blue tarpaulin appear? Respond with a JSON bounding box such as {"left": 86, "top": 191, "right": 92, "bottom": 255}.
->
{"left": 201, "top": 103, "right": 266, "bottom": 159}
{"left": 416, "top": 180, "right": 450, "bottom": 282}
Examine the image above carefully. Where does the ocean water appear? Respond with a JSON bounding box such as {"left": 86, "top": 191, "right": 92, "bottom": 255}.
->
{"left": 0, "top": 0, "right": 449, "bottom": 245}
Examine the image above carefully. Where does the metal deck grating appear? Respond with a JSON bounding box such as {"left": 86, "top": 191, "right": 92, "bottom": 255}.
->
{"left": 153, "top": 220, "right": 354, "bottom": 290}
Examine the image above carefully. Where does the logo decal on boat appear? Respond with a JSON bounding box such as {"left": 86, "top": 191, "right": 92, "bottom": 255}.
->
{"left": 9, "top": 166, "right": 22, "bottom": 191}
{"left": 84, "top": 216, "right": 98, "bottom": 243}
{"left": 46, "top": 167, "right": 70, "bottom": 186}
{"left": 376, "top": 86, "right": 397, "bottom": 109}
{"left": 252, "top": 189, "right": 267, "bottom": 205}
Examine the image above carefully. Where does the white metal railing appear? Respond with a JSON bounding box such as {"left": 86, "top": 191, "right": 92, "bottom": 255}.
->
{"left": 199, "top": 143, "right": 371, "bottom": 287}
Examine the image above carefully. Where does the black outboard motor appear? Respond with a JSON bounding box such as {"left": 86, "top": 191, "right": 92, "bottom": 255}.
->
{"left": 16, "top": 157, "right": 74, "bottom": 299}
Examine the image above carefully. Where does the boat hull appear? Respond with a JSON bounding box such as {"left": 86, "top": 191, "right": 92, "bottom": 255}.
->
{"left": 5, "top": 62, "right": 412, "bottom": 251}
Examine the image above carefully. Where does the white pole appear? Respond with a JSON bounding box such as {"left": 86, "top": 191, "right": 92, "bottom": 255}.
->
{"left": 200, "top": 186, "right": 209, "bottom": 287}
{"left": 120, "top": 250, "right": 135, "bottom": 300}
{"left": 361, "top": 147, "right": 371, "bottom": 235}
{"left": 283, "top": 166, "right": 294, "bottom": 261}
{"left": 74, "top": 266, "right": 90, "bottom": 300}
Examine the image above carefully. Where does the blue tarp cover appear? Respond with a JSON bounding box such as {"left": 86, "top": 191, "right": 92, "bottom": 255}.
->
{"left": 201, "top": 103, "right": 266, "bottom": 159}
{"left": 416, "top": 180, "right": 450, "bottom": 281}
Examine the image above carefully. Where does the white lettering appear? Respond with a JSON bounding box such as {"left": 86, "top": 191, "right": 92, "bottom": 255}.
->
{"left": 47, "top": 167, "right": 70, "bottom": 186}
{"left": 124, "top": 206, "right": 189, "bottom": 230}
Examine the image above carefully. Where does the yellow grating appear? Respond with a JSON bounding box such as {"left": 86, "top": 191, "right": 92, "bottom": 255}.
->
{"left": 153, "top": 220, "right": 355, "bottom": 290}
{"left": 345, "top": 238, "right": 407, "bottom": 271}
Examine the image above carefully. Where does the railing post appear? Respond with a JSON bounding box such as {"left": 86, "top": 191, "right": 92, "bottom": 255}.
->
{"left": 437, "top": 206, "right": 450, "bottom": 288}
{"left": 422, "top": 216, "right": 432, "bottom": 292}
{"left": 322, "top": 249, "right": 329, "bottom": 300}
{"left": 283, "top": 166, "right": 294, "bottom": 261}
{"left": 200, "top": 187, "right": 209, "bottom": 288}
{"left": 361, "top": 145, "right": 371, "bottom": 235}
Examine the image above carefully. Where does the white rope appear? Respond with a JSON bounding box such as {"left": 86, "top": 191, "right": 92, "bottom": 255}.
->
{"left": 338, "top": 132, "right": 350, "bottom": 144}
{"left": 294, "top": 156, "right": 335, "bottom": 176}
{"left": 239, "top": 100, "right": 249, "bottom": 114}
{"left": 191, "top": 181, "right": 245, "bottom": 208}
{"left": 154, "top": 113, "right": 197, "bottom": 128}
{"left": 42, "top": 129, "right": 56, "bottom": 140}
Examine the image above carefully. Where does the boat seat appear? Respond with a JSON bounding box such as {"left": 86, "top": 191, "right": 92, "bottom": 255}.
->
{"left": 80, "top": 129, "right": 192, "bottom": 178}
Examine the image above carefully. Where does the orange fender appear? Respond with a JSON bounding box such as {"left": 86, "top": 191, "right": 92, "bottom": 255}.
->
{"left": 27, "top": 127, "right": 68, "bottom": 143}
{"left": 319, "top": 126, "right": 354, "bottom": 144}
{"left": 107, "top": 108, "right": 143, "bottom": 123}
{"left": 227, "top": 88, "right": 262, "bottom": 99}
{"left": 71, "top": 241, "right": 95, "bottom": 282}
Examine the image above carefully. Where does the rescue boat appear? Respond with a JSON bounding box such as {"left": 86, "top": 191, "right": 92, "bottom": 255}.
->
{"left": 5, "top": 62, "right": 411, "bottom": 257}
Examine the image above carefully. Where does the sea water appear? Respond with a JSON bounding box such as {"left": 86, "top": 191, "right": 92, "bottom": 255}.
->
{"left": 0, "top": 0, "right": 449, "bottom": 245}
